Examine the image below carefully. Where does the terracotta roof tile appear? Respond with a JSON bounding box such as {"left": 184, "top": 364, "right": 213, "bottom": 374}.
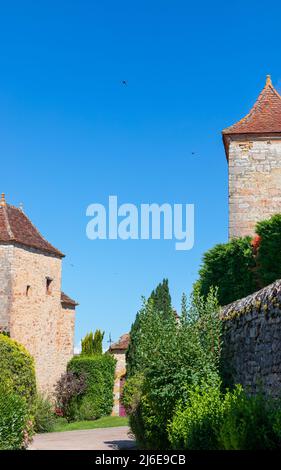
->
{"left": 0, "top": 197, "right": 64, "bottom": 257}
{"left": 110, "top": 333, "right": 130, "bottom": 351}
{"left": 223, "top": 76, "right": 281, "bottom": 136}
{"left": 61, "top": 292, "right": 78, "bottom": 307}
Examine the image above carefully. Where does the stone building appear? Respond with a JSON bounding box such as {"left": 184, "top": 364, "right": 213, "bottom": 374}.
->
{"left": 109, "top": 333, "right": 130, "bottom": 416}
{"left": 223, "top": 75, "right": 281, "bottom": 239}
{"left": 0, "top": 194, "right": 77, "bottom": 394}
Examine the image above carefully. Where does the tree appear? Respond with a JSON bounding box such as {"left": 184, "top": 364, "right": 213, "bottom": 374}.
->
{"left": 81, "top": 330, "right": 104, "bottom": 356}
{"left": 126, "top": 279, "right": 173, "bottom": 378}
{"left": 149, "top": 278, "right": 172, "bottom": 318}
{"left": 93, "top": 330, "right": 104, "bottom": 355}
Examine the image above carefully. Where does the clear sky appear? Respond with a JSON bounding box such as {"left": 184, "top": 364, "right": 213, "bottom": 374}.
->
{"left": 1, "top": 0, "right": 280, "bottom": 350}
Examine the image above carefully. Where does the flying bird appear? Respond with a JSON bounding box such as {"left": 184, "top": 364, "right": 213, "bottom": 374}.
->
{"left": 121, "top": 80, "right": 128, "bottom": 86}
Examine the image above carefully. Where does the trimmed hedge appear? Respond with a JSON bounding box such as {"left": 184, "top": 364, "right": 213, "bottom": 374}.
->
{"left": 68, "top": 354, "right": 116, "bottom": 420}
{"left": 0, "top": 333, "right": 36, "bottom": 403}
{"left": 196, "top": 237, "right": 256, "bottom": 306}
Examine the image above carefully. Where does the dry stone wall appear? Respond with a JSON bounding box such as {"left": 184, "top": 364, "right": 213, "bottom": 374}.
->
{"left": 221, "top": 279, "right": 281, "bottom": 397}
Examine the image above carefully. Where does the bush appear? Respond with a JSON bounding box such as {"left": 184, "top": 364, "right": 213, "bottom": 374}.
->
{"left": 218, "top": 389, "right": 281, "bottom": 450}
{"left": 31, "top": 394, "right": 56, "bottom": 433}
{"left": 256, "top": 214, "right": 281, "bottom": 287}
{"left": 0, "top": 333, "right": 36, "bottom": 403}
{"left": 55, "top": 371, "right": 87, "bottom": 421}
{"left": 196, "top": 237, "right": 256, "bottom": 306}
{"left": 168, "top": 381, "right": 228, "bottom": 450}
{"left": 67, "top": 354, "right": 116, "bottom": 421}
{"left": 125, "top": 289, "right": 222, "bottom": 449}
{"left": 0, "top": 382, "right": 32, "bottom": 450}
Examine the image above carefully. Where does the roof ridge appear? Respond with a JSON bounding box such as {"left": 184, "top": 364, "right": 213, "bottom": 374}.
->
{"left": 223, "top": 76, "right": 281, "bottom": 136}
{"left": 2, "top": 204, "right": 14, "bottom": 239}
{"left": 10, "top": 204, "right": 64, "bottom": 256}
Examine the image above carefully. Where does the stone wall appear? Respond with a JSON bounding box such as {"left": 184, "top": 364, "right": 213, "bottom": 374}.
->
{"left": 4, "top": 244, "right": 75, "bottom": 395}
{"left": 228, "top": 136, "right": 281, "bottom": 238}
{"left": 221, "top": 279, "right": 281, "bottom": 397}
{"left": 0, "top": 245, "right": 13, "bottom": 332}
{"left": 111, "top": 350, "right": 126, "bottom": 416}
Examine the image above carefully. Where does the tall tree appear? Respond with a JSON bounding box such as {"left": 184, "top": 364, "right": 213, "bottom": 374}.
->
{"left": 127, "top": 279, "right": 173, "bottom": 377}
{"left": 149, "top": 279, "right": 172, "bottom": 319}
{"left": 81, "top": 330, "right": 104, "bottom": 356}
{"left": 93, "top": 330, "right": 104, "bottom": 355}
{"left": 81, "top": 332, "right": 94, "bottom": 356}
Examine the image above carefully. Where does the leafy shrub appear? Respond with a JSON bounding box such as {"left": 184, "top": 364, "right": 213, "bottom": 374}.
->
{"left": 168, "top": 381, "right": 230, "bottom": 450}
{"left": 67, "top": 354, "right": 116, "bottom": 421}
{"left": 256, "top": 214, "right": 281, "bottom": 287}
{"left": 0, "top": 333, "right": 36, "bottom": 402}
{"left": 196, "top": 237, "right": 256, "bottom": 306}
{"left": 125, "top": 288, "right": 222, "bottom": 449}
{"left": 31, "top": 394, "right": 56, "bottom": 433}
{"left": 218, "top": 389, "right": 281, "bottom": 450}
{"left": 0, "top": 382, "right": 32, "bottom": 450}
{"left": 55, "top": 371, "right": 87, "bottom": 421}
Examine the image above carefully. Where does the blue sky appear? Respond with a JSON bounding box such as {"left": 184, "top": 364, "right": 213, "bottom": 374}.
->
{"left": 1, "top": 0, "right": 280, "bottom": 349}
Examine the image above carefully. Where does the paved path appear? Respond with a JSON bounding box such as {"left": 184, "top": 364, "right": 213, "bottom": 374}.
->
{"left": 29, "top": 426, "right": 135, "bottom": 450}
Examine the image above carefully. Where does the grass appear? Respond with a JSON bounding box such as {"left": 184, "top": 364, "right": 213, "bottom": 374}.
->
{"left": 52, "top": 416, "right": 129, "bottom": 433}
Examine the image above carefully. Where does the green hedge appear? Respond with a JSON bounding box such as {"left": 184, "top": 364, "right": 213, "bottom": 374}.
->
{"left": 256, "top": 214, "right": 281, "bottom": 287}
{"left": 0, "top": 334, "right": 36, "bottom": 403}
{"left": 0, "top": 382, "right": 32, "bottom": 450}
{"left": 68, "top": 354, "right": 116, "bottom": 420}
{"left": 196, "top": 237, "right": 256, "bottom": 306}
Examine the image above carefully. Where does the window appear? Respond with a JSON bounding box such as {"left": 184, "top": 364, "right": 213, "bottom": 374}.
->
{"left": 46, "top": 277, "right": 53, "bottom": 294}
{"left": 26, "top": 285, "right": 31, "bottom": 297}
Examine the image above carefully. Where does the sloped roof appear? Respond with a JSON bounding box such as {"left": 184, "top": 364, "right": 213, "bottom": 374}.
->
{"left": 0, "top": 195, "right": 64, "bottom": 258}
{"left": 61, "top": 292, "right": 78, "bottom": 307}
{"left": 223, "top": 76, "right": 281, "bottom": 136}
{"left": 110, "top": 333, "right": 130, "bottom": 351}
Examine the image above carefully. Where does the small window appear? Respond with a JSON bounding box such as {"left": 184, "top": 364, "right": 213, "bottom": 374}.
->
{"left": 26, "top": 285, "right": 31, "bottom": 297}
{"left": 46, "top": 277, "right": 53, "bottom": 294}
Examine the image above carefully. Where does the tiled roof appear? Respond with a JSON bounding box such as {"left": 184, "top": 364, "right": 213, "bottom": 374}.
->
{"left": 61, "top": 292, "right": 78, "bottom": 307}
{"left": 223, "top": 76, "right": 281, "bottom": 136}
{"left": 110, "top": 333, "right": 130, "bottom": 351}
{"left": 0, "top": 195, "right": 64, "bottom": 258}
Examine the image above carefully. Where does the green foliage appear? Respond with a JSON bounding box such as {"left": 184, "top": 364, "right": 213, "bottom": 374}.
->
{"left": 218, "top": 389, "right": 281, "bottom": 450}
{"left": 149, "top": 278, "right": 172, "bottom": 318}
{"left": 81, "top": 332, "right": 94, "bottom": 356}
{"left": 256, "top": 214, "right": 281, "bottom": 287}
{"left": 168, "top": 381, "right": 226, "bottom": 450}
{"left": 68, "top": 354, "right": 116, "bottom": 421}
{"left": 31, "top": 394, "right": 56, "bottom": 433}
{"left": 196, "top": 237, "right": 256, "bottom": 306}
{"left": 126, "top": 279, "right": 173, "bottom": 378}
{"left": 93, "top": 330, "right": 104, "bottom": 355}
{"left": 0, "top": 333, "right": 36, "bottom": 403}
{"left": 125, "top": 288, "right": 222, "bottom": 449}
{"left": 81, "top": 330, "right": 105, "bottom": 356}
{"left": 122, "top": 373, "right": 144, "bottom": 415}
{"left": 0, "top": 382, "right": 31, "bottom": 450}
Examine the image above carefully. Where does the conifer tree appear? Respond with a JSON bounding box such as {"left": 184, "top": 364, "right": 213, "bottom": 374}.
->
{"left": 93, "top": 330, "right": 104, "bottom": 355}
{"left": 81, "top": 332, "right": 94, "bottom": 356}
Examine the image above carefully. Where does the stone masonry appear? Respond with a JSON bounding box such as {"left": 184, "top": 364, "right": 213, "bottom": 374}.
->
{"left": 0, "top": 196, "right": 77, "bottom": 395}
{"left": 221, "top": 280, "right": 281, "bottom": 397}
{"left": 227, "top": 137, "right": 281, "bottom": 238}
{"left": 223, "top": 75, "right": 281, "bottom": 239}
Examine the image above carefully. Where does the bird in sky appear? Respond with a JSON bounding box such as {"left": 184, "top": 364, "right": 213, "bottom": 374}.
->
{"left": 121, "top": 80, "right": 127, "bottom": 86}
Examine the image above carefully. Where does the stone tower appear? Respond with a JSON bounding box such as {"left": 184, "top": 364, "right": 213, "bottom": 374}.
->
{"left": 0, "top": 194, "right": 77, "bottom": 393}
{"left": 223, "top": 75, "right": 281, "bottom": 239}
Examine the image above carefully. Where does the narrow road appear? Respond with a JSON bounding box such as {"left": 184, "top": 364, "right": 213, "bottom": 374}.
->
{"left": 29, "top": 426, "right": 135, "bottom": 450}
